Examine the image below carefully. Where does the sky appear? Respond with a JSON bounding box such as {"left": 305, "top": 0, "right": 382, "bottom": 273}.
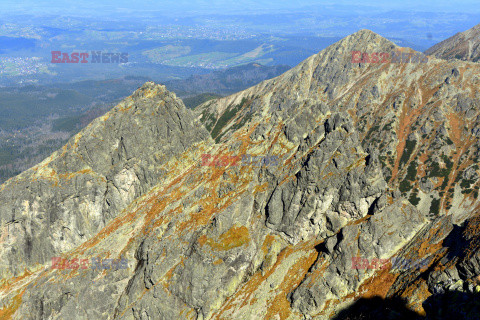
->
{"left": 2, "top": 0, "right": 480, "bottom": 16}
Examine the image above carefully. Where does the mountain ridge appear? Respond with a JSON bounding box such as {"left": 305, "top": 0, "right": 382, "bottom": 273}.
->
{"left": 0, "top": 29, "right": 480, "bottom": 319}
{"left": 425, "top": 23, "right": 480, "bottom": 62}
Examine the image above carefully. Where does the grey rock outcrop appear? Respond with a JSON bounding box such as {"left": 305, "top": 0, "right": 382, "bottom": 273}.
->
{"left": 0, "top": 82, "right": 211, "bottom": 278}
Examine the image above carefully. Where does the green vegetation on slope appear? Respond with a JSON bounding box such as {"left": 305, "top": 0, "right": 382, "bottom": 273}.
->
{"left": 183, "top": 93, "right": 223, "bottom": 109}
{"left": 211, "top": 97, "right": 249, "bottom": 143}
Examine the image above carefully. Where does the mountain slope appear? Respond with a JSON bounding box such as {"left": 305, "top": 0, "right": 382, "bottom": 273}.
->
{"left": 0, "top": 83, "right": 211, "bottom": 279}
{"left": 1, "top": 30, "right": 480, "bottom": 319}
{"left": 425, "top": 23, "right": 480, "bottom": 62}
{"left": 197, "top": 29, "right": 480, "bottom": 224}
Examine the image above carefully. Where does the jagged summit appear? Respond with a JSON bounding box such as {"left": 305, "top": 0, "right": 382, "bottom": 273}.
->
{"left": 195, "top": 28, "right": 425, "bottom": 139}
{"left": 0, "top": 82, "right": 211, "bottom": 278}
{"left": 340, "top": 28, "right": 397, "bottom": 50}
{"left": 130, "top": 81, "right": 173, "bottom": 100}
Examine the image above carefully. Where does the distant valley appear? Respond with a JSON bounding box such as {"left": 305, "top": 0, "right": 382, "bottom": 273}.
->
{"left": 0, "top": 63, "right": 288, "bottom": 184}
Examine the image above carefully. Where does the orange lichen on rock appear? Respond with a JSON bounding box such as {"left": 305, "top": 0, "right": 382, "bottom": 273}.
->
{"left": 391, "top": 102, "right": 422, "bottom": 182}
{"left": 399, "top": 278, "right": 431, "bottom": 315}
{"left": 355, "top": 269, "right": 399, "bottom": 299}
{"left": 264, "top": 248, "right": 318, "bottom": 319}
{"left": 261, "top": 234, "right": 277, "bottom": 255}
{"left": 58, "top": 168, "right": 95, "bottom": 181}
{"left": 0, "top": 289, "right": 25, "bottom": 319}
{"left": 213, "top": 240, "right": 318, "bottom": 319}
{"left": 203, "top": 226, "right": 251, "bottom": 251}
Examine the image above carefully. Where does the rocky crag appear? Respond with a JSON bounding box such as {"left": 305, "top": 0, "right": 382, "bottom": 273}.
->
{"left": 0, "top": 29, "right": 479, "bottom": 319}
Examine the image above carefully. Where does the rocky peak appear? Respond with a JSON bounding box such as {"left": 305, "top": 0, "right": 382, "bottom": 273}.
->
{"left": 0, "top": 82, "right": 211, "bottom": 278}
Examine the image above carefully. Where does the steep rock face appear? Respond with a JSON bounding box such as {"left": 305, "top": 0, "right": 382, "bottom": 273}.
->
{"left": 425, "top": 23, "right": 480, "bottom": 62}
{"left": 197, "top": 29, "right": 480, "bottom": 224}
{"left": 111, "top": 111, "right": 389, "bottom": 320}
{"left": 7, "top": 108, "right": 390, "bottom": 319}
{"left": 0, "top": 82, "right": 211, "bottom": 278}
{"left": 291, "top": 199, "right": 427, "bottom": 315}
{"left": 265, "top": 114, "right": 387, "bottom": 244}
{"left": 193, "top": 28, "right": 480, "bottom": 317}
{"left": 1, "top": 29, "right": 480, "bottom": 320}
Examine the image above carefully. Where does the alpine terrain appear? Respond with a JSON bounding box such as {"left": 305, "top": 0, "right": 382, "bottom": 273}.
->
{"left": 0, "top": 29, "right": 479, "bottom": 319}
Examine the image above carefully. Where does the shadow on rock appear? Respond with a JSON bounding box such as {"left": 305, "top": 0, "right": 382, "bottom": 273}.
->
{"left": 331, "top": 296, "right": 423, "bottom": 320}
{"left": 423, "top": 290, "right": 480, "bottom": 320}
{"left": 330, "top": 291, "right": 480, "bottom": 320}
